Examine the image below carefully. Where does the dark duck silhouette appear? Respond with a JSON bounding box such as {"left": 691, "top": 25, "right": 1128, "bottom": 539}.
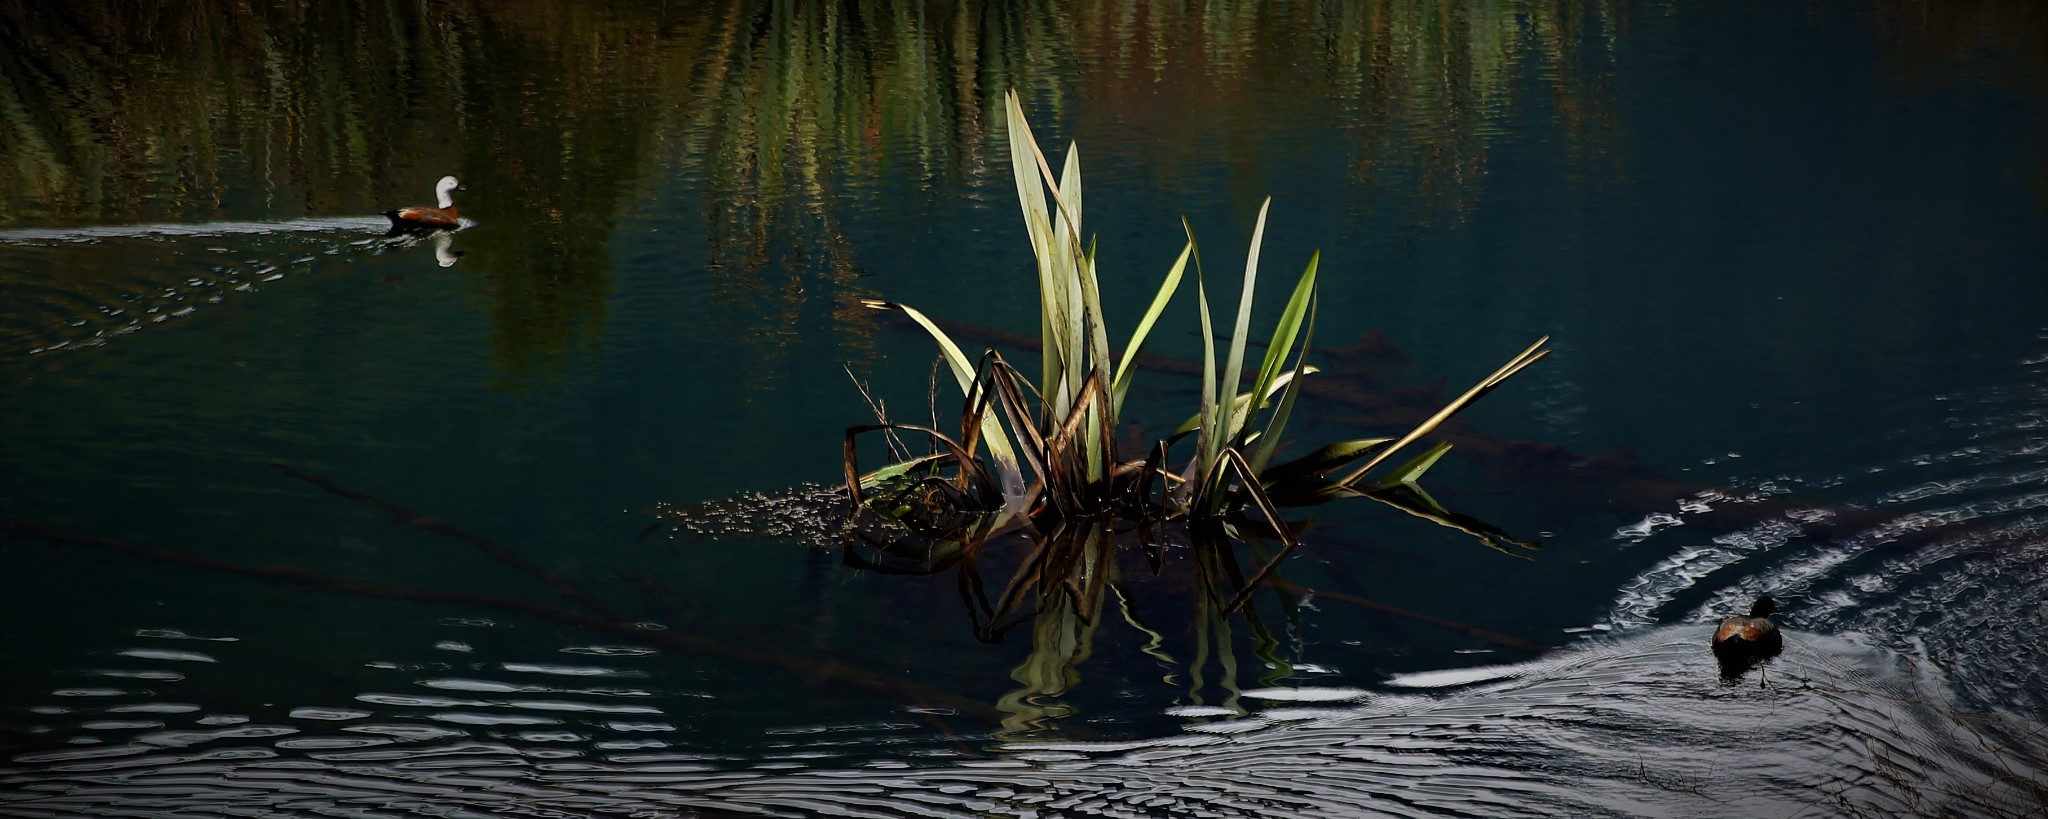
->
{"left": 384, "top": 176, "right": 464, "bottom": 233}
{"left": 1712, "top": 595, "right": 1783, "bottom": 673}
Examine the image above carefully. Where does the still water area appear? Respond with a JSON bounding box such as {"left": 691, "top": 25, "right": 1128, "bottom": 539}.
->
{"left": 2, "top": 2, "right": 2045, "bottom": 816}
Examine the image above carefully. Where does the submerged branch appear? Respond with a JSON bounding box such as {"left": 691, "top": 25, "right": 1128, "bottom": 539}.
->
{"left": 269, "top": 462, "right": 619, "bottom": 619}
{"left": 1269, "top": 578, "right": 1552, "bottom": 655}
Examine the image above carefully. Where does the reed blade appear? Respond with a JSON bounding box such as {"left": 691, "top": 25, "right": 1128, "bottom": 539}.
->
{"left": 857, "top": 453, "right": 951, "bottom": 492}
{"left": 1381, "top": 440, "right": 1453, "bottom": 486}
{"left": 1218, "top": 448, "right": 1302, "bottom": 614}
{"left": 1259, "top": 437, "right": 1396, "bottom": 485}
{"left": 1004, "top": 90, "right": 1066, "bottom": 414}
{"left": 845, "top": 422, "right": 997, "bottom": 514}
{"left": 1360, "top": 483, "right": 1543, "bottom": 558}
{"left": 1213, "top": 198, "right": 1272, "bottom": 466}
{"left": 861, "top": 299, "right": 1027, "bottom": 506}
{"left": 1249, "top": 278, "right": 1318, "bottom": 475}
{"left": 1185, "top": 219, "right": 1218, "bottom": 507}
{"left": 1170, "top": 367, "right": 1319, "bottom": 439}
{"left": 1112, "top": 242, "right": 1191, "bottom": 415}
{"left": 1248, "top": 251, "right": 1319, "bottom": 420}
{"left": 1336, "top": 336, "right": 1551, "bottom": 487}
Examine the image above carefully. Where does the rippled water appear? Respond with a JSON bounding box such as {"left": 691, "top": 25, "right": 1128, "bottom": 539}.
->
{"left": 4, "top": 629, "right": 2042, "bottom": 817}
{"left": 3, "top": 0, "right": 2045, "bottom": 816}
{"left": 0, "top": 220, "right": 463, "bottom": 355}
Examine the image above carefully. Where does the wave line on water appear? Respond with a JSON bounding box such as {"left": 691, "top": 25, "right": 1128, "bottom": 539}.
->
{"left": 7, "top": 628, "right": 2039, "bottom": 818}
{"left": 0, "top": 217, "right": 402, "bottom": 245}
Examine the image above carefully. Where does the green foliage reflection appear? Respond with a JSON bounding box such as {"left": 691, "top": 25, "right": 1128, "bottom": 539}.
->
{"left": 7, "top": 0, "right": 2033, "bottom": 381}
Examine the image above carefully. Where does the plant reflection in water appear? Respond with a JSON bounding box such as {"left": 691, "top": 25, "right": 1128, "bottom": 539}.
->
{"left": 840, "top": 479, "right": 1540, "bottom": 735}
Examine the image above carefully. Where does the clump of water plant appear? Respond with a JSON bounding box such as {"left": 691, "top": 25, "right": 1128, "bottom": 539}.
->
{"left": 832, "top": 105, "right": 1553, "bottom": 713}
{"left": 845, "top": 90, "right": 1550, "bottom": 538}
{"left": 845, "top": 90, "right": 1547, "bottom": 558}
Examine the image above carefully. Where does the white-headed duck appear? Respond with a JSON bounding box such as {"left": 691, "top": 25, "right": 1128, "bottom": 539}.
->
{"left": 1711, "top": 595, "right": 1782, "bottom": 661}
{"left": 384, "top": 176, "right": 464, "bottom": 232}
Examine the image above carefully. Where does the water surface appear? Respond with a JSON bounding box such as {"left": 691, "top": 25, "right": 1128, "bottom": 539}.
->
{"left": 2, "top": 1, "right": 2044, "bottom": 816}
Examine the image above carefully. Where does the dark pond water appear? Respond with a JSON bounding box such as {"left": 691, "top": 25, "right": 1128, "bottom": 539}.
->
{"left": 3, "top": 1, "right": 2045, "bottom": 816}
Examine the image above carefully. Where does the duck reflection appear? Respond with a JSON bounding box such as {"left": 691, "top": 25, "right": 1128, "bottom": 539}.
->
{"left": 431, "top": 231, "right": 462, "bottom": 268}
{"left": 379, "top": 227, "right": 465, "bottom": 268}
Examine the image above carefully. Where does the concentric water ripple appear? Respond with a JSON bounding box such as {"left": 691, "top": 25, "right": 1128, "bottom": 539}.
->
{"left": 3, "top": 629, "right": 2043, "bottom": 817}
{"left": 1602, "top": 361, "right": 2048, "bottom": 722}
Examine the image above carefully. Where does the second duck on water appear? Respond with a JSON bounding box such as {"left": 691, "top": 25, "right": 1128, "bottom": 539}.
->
{"left": 1712, "top": 595, "right": 1783, "bottom": 662}
{"left": 384, "top": 176, "right": 465, "bottom": 232}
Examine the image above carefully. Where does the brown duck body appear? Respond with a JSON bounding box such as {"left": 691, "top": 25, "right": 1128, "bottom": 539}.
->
{"left": 384, "top": 175, "right": 465, "bottom": 232}
{"left": 384, "top": 205, "right": 459, "bottom": 230}
{"left": 1711, "top": 596, "right": 1782, "bottom": 660}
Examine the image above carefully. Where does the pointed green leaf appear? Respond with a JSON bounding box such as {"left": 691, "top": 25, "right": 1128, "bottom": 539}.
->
{"left": 1055, "top": 143, "right": 1088, "bottom": 412}
{"left": 1362, "top": 483, "right": 1543, "bottom": 558}
{"left": 1250, "top": 285, "right": 1317, "bottom": 474}
{"left": 1381, "top": 441, "right": 1453, "bottom": 486}
{"left": 1185, "top": 219, "right": 1218, "bottom": 506}
{"left": 1259, "top": 437, "right": 1397, "bottom": 486}
{"left": 860, "top": 299, "right": 1026, "bottom": 503}
{"left": 1112, "top": 242, "right": 1191, "bottom": 414}
{"left": 1170, "top": 366, "right": 1320, "bottom": 439}
{"left": 1005, "top": 90, "right": 1066, "bottom": 414}
{"left": 1249, "top": 252, "right": 1319, "bottom": 418}
{"left": 858, "top": 453, "right": 950, "bottom": 490}
{"left": 1214, "top": 198, "right": 1271, "bottom": 456}
{"left": 1337, "top": 336, "right": 1551, "bottom": 486}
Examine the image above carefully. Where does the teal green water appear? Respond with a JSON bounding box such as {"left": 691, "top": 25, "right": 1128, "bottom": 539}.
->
{"left": 3, "top": 2, "right": 2045, "bottom": 815}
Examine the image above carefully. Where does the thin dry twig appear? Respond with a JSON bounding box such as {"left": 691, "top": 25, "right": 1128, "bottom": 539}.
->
{"left": 1267, "top": 578, "right": 1551, "bottom": 654}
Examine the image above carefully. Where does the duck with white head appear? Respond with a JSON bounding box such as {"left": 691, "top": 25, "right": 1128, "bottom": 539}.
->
{"left": 384, "top": 175, "right": 465, "bottom": 233}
